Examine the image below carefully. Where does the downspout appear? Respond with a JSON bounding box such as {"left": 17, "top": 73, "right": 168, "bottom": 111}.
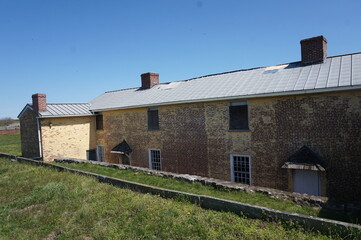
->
{"left": 36, "top": 117, "right": 43, "bottom": 159}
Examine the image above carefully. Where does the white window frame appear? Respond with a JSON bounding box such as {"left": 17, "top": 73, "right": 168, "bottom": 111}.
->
{"left": 230, "top": 154, "right": 252, "bottom": 185}
{"left": 148, "top": 149, "right": 161, "bottom": 170}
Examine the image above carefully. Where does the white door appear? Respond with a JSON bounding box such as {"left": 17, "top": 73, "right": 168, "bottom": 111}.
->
{"left": 293, "top": 170, "right": 320, "bottom": 196}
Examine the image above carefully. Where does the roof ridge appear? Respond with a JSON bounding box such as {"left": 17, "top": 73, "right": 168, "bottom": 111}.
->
{"left": 101, "top": 51, "right": 361, "bottom": 95}
{"left": 105, "top": 87, "right": 139, "bottom": 93}
{"left": 47, "top": 103, "right": 89, "bottom": 105}
{"left": 326, "top": 51, "right": 361, "bottom": 59}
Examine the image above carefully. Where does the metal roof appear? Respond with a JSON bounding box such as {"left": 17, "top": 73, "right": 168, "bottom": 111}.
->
{"left": 89, "top": 53, "right": 361, "bottom": 112}
{"left": 39, "top": 103, "right": 92, "bottom": 118}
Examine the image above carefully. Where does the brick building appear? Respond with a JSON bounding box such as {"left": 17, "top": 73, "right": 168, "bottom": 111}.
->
{"left": 19, "top": 36, "right": 361, "bottom": 202}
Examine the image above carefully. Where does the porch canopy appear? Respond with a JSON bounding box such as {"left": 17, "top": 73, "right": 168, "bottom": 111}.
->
{"left": 111, "top": 140, "right": 132, "bottom": 154}
{"left": 282, "top": 146, "right": 327, "bottom": 171}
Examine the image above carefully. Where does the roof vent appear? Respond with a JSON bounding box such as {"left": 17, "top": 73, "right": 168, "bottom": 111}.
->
{"left": 300, "top": 35, "right": 327, "bottom": 65}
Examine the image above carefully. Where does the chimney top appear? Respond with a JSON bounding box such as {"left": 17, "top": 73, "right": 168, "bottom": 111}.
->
{"left": 32, "top": 93, "right": 47, "bottom": 112}
{"left": 300, "top": 35, "right": 327, "bottom": 65}
{"left": 141, "top": 72, "right": 159, "bottom": 89}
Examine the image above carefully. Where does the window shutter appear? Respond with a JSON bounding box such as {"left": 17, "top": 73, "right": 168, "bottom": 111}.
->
{"left": 148, "top": 108, "right": 159, "bottom": 130}
{"left": 229, "top": 102, "right": 249, "bottom": 130}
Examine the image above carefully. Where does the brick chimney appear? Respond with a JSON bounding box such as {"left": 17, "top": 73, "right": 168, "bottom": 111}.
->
{"left": 141, "top": 72, "right": 159, "bottom": 89}
{"left": 300, "top": 35, "right": 327, "bottom": 65}
{"left": 32, "top": 93, "right": 47, "bottom": 112}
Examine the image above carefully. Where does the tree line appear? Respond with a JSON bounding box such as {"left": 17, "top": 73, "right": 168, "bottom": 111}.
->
{"left": 0, "top": 117, "right": 17, "bottom": 126}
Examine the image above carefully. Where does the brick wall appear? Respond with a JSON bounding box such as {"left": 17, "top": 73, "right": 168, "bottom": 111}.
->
{"left": 19, "top": 109, "right": 40, "bottom": 158}
{"left": 300, "top": 36, "right": 327, "bottom": 64}
{"left": 97, "top": 89, "right": 361, "bottom": 202}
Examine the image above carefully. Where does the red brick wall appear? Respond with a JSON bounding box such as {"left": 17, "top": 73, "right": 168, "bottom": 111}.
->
{"left": 141, "top": 73, "right": 159, "bottom": 89}
{"left": 300, "top": 35, "right": 327, "bottom": 64}
{"left": 32, "top": 93, "right": 47, "bottom": 112}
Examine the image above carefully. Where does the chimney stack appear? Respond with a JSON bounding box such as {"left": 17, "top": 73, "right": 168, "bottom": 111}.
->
{"left": 300, "top": 35, "right": 327, "bottom": 65}
{"left": 32, "top": 93, "right": 47, "bottom": 112}
{"left": 141, "top": 72, "right": 159, "bottom": 89}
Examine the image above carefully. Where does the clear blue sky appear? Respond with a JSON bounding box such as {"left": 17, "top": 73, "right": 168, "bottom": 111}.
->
{"left": 1, "top": 0, "right": 361, "bottom": 118}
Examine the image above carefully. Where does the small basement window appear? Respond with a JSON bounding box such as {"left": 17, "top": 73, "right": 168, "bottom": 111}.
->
{"left": 147, "top": 108, "right": 159, "bottom": 130}
{"left": 149, "top": 149, "right": 161, "bottom": 170}
{"left": 229, "top": 101, "right": 249, "bottom": 130}
{"left": 96, "top": 114, "right": 103, "bottom": 130}
{"left": 231, "top": 154, "right": 251, "bottom": 185}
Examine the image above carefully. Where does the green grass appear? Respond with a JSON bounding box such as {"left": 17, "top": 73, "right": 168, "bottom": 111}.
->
{"left": 0, "top": 158, "right": 345, "bottom": 239}
{"left": 54, "top": 161, "right": 361, "bottom": 224}
{"left": 0, "top": 132, "right": 21, "bottom": 156}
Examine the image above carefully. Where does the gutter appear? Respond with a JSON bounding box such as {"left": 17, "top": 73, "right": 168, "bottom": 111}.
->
{"left": 38, "top": 114, "right": 94, "bottom": 119}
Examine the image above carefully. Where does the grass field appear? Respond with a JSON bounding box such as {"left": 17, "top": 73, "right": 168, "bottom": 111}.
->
{"left": 55, "top": 162, "right": 361, "bottom": 224}
{"left": 0, "top": 158, "right": 345, "bottom": 239}
{"left": 0, "top": 132, "right": 21, "bottom": 156}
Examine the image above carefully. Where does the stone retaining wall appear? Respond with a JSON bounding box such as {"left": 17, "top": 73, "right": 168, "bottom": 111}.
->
{"left": 55, "top": 158, "right": 328, "bottom": 208}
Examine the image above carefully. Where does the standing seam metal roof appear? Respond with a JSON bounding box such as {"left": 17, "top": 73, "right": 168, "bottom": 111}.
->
{"left": 89, "top": 53, "right": 361, "bottom": 111}
{"left": 39, "top": 103, "right": 92, "bottom": 118}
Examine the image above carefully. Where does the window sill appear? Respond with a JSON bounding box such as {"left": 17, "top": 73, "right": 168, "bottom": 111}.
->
{"left": 228, "top": 129, "right": 251, "bottom": 132}
{"left": 148, "top": 129, "right": 160, "bottom": 131}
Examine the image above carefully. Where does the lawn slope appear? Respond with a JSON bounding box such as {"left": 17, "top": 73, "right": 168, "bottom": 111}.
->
{"left": 0, "top": 158, "right": 334, "bottom": 240}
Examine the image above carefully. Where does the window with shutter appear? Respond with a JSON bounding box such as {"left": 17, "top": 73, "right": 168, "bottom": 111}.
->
{"left": 147, "top": 108, "right": 159, "bottom": 130}
{"left": 229, "top": 101, "right": 249, "bottom": 130}
{"left": 96, "top": 114, "right": 103, "bottom": 130}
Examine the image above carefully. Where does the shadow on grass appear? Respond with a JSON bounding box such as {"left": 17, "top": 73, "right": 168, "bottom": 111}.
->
{"left": 318, "top": 207, "right": 361, "bottom": 225}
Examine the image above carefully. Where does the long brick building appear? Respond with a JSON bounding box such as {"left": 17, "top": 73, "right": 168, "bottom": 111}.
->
{"left": 19, "top": 36, "right": 361, "bottom": 202}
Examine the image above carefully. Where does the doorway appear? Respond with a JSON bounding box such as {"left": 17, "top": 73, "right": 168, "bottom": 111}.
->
{"left": 293, "top": 169, "right": 320, "bottom": 196}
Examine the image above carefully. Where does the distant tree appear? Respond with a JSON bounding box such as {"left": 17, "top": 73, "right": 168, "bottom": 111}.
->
{"left": 0, "top": 117, "right": 15, "bottom": 126}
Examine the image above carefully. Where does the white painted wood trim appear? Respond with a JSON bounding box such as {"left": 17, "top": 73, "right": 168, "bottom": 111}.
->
{"left": 148, "top": 148, "right": 161, "bottom": 170}
{"left": 230, "top": 154, "right": 252, "bottom": 185}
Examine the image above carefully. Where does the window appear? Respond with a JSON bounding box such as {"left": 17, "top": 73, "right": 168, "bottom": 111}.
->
{"left": 231, "top": 154, "right": 251, "bottom": 184}
{"left": 229, "top": 101, "right": 249, "bottom": 130}
{"left": 149, "top": 149, "right": 161, "bottom": 170}
{"left": 96, "top": 114, "right": 103, "bottom": 130}
{"left": 96, "top": 145, "right": 104, "bottom": 162}
{"left": 86, "top": 149, "right": 96, "bottom": 160}
{"left": 147, "top": 108, "right": 159, "bottom": 130}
